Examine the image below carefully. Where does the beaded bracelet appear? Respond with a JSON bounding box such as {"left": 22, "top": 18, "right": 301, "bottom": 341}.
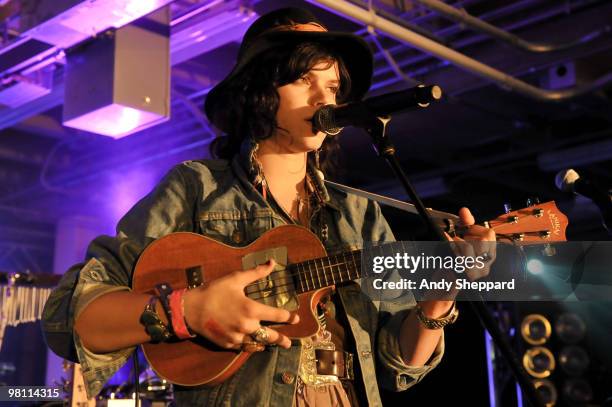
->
{"left": 139, "top": 295, "right": 172, "bottom": 343}
{"left": 415, "top": 302, "right": 459, "bottom": 330}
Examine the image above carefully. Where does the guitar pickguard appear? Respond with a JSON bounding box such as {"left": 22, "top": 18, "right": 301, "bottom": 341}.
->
{"left": 241, "top": 246, "right": 298, "bottom": 311}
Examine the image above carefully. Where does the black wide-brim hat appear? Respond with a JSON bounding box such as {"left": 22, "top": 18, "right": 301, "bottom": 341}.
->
{"left": 204, "top": 7, "right": 373, "bottom": 132}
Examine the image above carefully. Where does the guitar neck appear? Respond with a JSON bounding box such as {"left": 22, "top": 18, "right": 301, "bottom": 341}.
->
{"left": 286, "top": 201, "right": 568, "bottom": 294}
{"left": 290, "top": 241, "right": 414, "bottom": 293}
{"left": 292, "top": 248, "right": 363, "bottom": 293}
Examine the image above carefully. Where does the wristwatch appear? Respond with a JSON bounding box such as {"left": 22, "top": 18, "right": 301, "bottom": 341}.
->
{"left": 140, "top": 295, "right": 172, "bottom": 343}
{"left": 415, "top": 302, "right": 459, "bottom": 330}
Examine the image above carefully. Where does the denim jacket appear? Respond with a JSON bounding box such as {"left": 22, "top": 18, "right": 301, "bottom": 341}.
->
{"left": 42, "top": 153, "right": 444, "bottom": 406}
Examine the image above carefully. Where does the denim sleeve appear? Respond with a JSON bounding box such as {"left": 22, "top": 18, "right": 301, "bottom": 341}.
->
{"left": 365, "top": 200, "right": 446, "bottom": 392}
{"left": 42, "top": 163, "right": 198, "bottom": 397}
{"left": 377, "top": 308, "right": 445, "bottom": 391}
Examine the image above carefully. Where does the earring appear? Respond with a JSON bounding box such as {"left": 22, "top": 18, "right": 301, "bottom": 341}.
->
{"left": 248, "top": 138, "right": 264, "bottom": 186}
{"left": 314, "top": 147, "right": 321, "bottom": 170}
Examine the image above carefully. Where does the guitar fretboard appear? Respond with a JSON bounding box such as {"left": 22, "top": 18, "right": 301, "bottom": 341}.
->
{"left": 290, "top": 241, "right": 413, "bottom": 293}
{"left": 291, "top": 249, "right": 362, "bottom": 293}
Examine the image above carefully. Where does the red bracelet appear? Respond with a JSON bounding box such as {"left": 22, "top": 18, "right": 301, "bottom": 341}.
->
{"left": 169, "top": 288, "right": 196, "bottom": 339}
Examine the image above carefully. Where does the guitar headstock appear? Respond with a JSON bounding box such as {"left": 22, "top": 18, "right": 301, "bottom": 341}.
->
{"left": 485, "top": 201, "right": 568, "bottom": 243}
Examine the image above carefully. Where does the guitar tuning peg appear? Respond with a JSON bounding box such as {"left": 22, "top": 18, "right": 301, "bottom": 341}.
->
{"left": 526, "top": 197, "right": 540, "bottom": 207}
{"left": 503, "top": 202, "right": 512, "bottom": 214}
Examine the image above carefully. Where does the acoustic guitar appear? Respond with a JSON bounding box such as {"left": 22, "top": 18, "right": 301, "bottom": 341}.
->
{"left": 131, "top": 201, "right": 568, "bottom": 386}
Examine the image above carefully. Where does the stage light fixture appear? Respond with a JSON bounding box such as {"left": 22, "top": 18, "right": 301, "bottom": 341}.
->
{"left": 494, "top": 303, "right": 608, "bottom": 406}
{"left": 554, "top": 313, "right": 586, "bottom": 344}
{"left": 533, "top": 379, "right": 558, "bottom": 407}
{"left": 559, "top": 346, "right": 590, "bottom": 376}
{"left": 62, "top": 8, "right": 170, "bottom": 138}
{"left": 523, "top": 346, "right": 556, "bottom": 378}
{"left": 562, "top": 378, "right": 593, "bottom": 404}
{"left": 521, "top": 314, "right": 552, "bottom": 345}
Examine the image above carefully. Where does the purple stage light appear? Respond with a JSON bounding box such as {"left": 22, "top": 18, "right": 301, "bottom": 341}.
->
{"left": 63, "top": 104, "right": 168, "bottom": 138}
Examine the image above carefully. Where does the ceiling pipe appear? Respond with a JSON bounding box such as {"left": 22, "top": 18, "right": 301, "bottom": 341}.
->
{"left": 370, "top": 0, "right": 602, "bottom": 83}
{"left": 306, "top": 0, "right": 612, "bottom": 101}
{"left": 349, "top": 0, "right": 448, "bottom": 46}
{"left": 354, "top": 0, "right": 481, "bottom": 39}
{"left": 414, "top": 0, "right": 611, "bottom": 53}
{"left": 371, "top": 0, "right": 605, "bottom": 86}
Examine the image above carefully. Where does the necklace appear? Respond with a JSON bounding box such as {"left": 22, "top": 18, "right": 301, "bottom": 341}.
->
{"left": 292, "top": 177, "right": 311, "bottom": 225}
{"left": 263, "top": 176, "right": 311, "bottom": 226}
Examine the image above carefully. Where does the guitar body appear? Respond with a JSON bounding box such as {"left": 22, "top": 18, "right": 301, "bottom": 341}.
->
{"left": 132, "top": 225, "right": 331, "bottom": 386}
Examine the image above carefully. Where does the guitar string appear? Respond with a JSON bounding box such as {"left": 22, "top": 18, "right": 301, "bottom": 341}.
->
{"left": 242, "top": 237, "right": 478, "bottom": 296}
{"left": 241, "top": 247, "right": 368, "bottom": 292}
{"left": 244, "top": 262, "right": 364, "bottom": 302}
{"left": 243, "top": 242, "right": 407, "bottom": 302}
{"left": 193, "top": 216, "right": 547, "bottom": 302}
{"left": 243, "top": 240, "right": 547, "bottom": 302}
{"left": 243, "top": 256, "right": 364, "bottom": 295}
{"left": 239, "top": 241, "right": 412, "bottom": 294}
{"left": 243, "top": 258, "right": 359, "bottom": 289}
{"left": 486, "top": 212, "right": 546, "bottom": 228}
{"left": 239, "top": 211, "right": 544, "bottom": 292}
{"left": 245, "top": 256, "right": 393, "bottom": 300}
{"left": 240, "top": 238, "right": 489, "bottom": 293}
{"left": 244, "top": 240, "right": 407, "bottom": 302}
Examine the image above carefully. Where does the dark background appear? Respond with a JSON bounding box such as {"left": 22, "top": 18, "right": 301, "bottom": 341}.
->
{"left": 1, "top": 0, "right": 611, "bottom": 405}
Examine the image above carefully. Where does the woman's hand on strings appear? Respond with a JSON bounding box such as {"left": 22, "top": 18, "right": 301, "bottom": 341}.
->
{"left": 447, "top": 207, "right": 497, "bottom": 281}
{"left": 183, "top": 259, "right": 299, "bottom": 349}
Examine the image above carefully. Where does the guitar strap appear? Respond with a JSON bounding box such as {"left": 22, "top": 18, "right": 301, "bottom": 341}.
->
{"left": 323, "top": 180, "right": 458, "bottom": 222}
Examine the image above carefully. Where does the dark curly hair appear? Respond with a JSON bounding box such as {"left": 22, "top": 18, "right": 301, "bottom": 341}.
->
{"left": 208, "top": 41, "right": 352, "bottom": 175}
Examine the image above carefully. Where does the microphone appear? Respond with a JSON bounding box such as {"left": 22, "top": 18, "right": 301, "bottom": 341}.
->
{"left": 312, "top": 84, "right": 442, "bottom": 135}
{"left": 556, "top": 169, "right": 612, "bottom": 234}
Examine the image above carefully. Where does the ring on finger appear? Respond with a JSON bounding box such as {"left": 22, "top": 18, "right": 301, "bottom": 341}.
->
{"left": 241, "top": 341, "right": 265, "bottom": 353}
{"left": 251, "top": 326, "right": 269, "bottom": 343}
{"left": 480, "top": 252, "right": 492, "bottom": 262}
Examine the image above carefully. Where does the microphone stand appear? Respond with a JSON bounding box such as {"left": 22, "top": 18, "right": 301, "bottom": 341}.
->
{"left": 364, "top": 115, "right": 544, "bottom": 407}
